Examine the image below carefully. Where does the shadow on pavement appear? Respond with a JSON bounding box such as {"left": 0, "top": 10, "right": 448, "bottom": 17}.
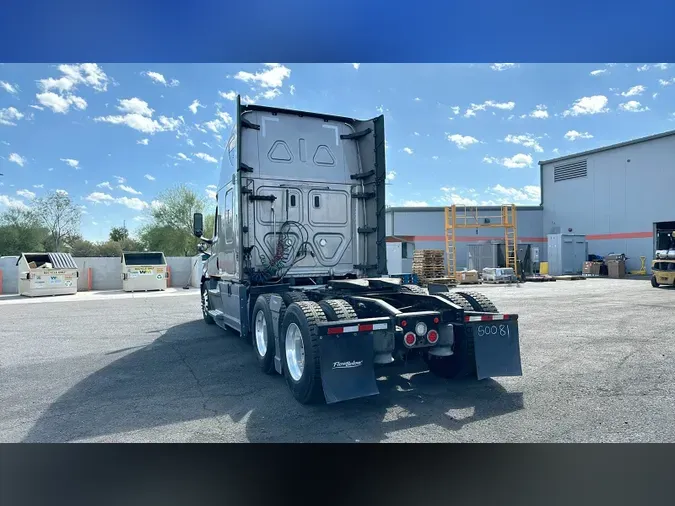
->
{"left": 23, "top": 320, "right": 524, "bottom": 443}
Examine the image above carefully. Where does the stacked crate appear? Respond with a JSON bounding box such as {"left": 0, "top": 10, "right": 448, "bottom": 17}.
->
{"left": 412, "top": 249, "right": 445, "bottom": 285}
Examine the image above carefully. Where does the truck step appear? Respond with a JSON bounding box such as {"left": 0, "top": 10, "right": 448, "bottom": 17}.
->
{"left": 208, "top": 289, "right": 220, "bottom": 297}
{"left": 208, "top": 309, "right": 225, "bottom": 320}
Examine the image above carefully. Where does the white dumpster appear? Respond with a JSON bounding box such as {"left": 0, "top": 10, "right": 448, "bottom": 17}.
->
{"left": 121, "top": 251, "right": 168, "bottom": 292}
{"left": 17, "top": 252, "right": 79, "bottom": 297}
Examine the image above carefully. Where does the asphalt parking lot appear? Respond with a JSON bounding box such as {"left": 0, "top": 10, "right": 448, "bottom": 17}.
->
{"left": 2, "top": 279, "right": 675, "bottom": 443}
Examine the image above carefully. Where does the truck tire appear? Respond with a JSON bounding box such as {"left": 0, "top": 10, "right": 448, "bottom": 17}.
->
{"left": 434, "top": 291, "right": 473, "bottom": 311}
{"left": 424, "top": 328, "right": 476, "bottom": 379}
{"left": 401, "top": 284, "right": 427, "bottom": 295}
{"left": 251, "top": 294, "right": 277, "bottom": 374}
{"left": 651, "top": 275, "right": 659, "bottom": 288}
{"left": 280, "top": 301, "right": 327, "bottom": 404}
{"left": 319, "top": 299, "right": 357, "bottom": 321}
{"left": 201, "top": 282, "right": 215, "bottom": 325}
{"left": 455, "top": 291, "right": 498, "bottom": 313}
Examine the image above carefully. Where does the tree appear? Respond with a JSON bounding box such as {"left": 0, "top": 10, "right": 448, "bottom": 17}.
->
{"left": 139, "top": 184, "right": 210, "bottom": 256}
{"left": 33, "top": 191, "right": 81, "bottom": 252}
{"left": 0, "top": 207, "right": 49, "bottom": 256}
{"left": 69, "top": 236, "right": 99, "bottom": 257}
{"left": 109, "top": 226, "right": 129, "bottom": 242}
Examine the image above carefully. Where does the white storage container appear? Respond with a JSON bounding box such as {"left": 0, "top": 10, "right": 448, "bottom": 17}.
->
{"left": 17, "top": 252, "right": 79, "bottom": 297}
{"left": 121, "top": 252, "right": 168, "bottom": 292}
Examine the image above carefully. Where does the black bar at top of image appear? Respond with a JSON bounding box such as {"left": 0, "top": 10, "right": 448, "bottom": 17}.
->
{"left": 1, "top": 444, "right": 674, "bottom": 506}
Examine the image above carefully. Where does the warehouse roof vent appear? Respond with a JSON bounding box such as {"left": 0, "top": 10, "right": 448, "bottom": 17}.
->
{"left": 554, "top": 159, "right": 587, "bottom": 182}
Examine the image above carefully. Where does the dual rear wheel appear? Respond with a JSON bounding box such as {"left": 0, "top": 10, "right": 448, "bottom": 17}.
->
{"left": 251, "top": 293, "right": 355, "bottom": 404}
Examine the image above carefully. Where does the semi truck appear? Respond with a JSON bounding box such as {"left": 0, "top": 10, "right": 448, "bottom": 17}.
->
{"left": 193, "top": 96, "right": 523, "bottom": 405}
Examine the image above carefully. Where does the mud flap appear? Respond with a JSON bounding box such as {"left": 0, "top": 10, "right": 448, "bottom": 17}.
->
{"left": 470, "top": 321, "right": 523, "bottom": 380}
{"left": 319, "top": 332, "right": 380, "bottom": 404}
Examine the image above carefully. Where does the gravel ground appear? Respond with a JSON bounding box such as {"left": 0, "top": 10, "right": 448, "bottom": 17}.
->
{"left": 1, "top": 279, "right": 674, "bottom": 443}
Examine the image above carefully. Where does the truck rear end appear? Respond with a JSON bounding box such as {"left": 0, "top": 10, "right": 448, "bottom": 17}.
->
{"left": 194, "top": 96, "right": 523, "bottom": 405}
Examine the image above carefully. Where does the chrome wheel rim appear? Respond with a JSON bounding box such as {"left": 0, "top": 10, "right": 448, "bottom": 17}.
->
{"left": 254, "top": 310, "right": 267, "bottom": 357}
{"left": 285, "top": 322, "right": 305, "bottom": 381}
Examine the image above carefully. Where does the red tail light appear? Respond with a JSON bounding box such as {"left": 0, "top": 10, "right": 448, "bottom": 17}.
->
{"left": 433, "top": 317, "right": 439, "bottom": 324}
{"left": 404, "top": 332, "right": 416, "bottom": 347}
{"left": 427, "top": 330, "right": 439, "bottom": 344}
{"left": 401, "top": 320, "right": 407, "bottom": 327}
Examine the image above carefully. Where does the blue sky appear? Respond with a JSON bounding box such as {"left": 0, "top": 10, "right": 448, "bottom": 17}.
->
{"left": 1, "top": 62, "right": 674, "bottom": 242}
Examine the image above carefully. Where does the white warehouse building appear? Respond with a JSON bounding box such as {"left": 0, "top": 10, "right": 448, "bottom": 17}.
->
{"left": 386, "top": 128, "right": 675, "bottom": 275}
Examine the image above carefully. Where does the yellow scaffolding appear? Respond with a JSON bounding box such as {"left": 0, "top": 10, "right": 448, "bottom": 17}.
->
{"left": 444, "top": 204, "right": 519, "bottom": 280}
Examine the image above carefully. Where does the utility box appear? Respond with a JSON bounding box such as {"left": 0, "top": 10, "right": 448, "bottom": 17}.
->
{"left": 121, "top": 251, "right": 168, "bottom": 292}
{"left": 17, "top": 252, "right": 79, "bottom": 297}
{"left": 547, "top": 234, "right": 588, "bottom": 276}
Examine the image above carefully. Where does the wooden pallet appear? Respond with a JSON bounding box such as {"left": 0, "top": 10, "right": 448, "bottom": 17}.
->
{"left": 554, "top": 275, "right": 586, "bottom": 281}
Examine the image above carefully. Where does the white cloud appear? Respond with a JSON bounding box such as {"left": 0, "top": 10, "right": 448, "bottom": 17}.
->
{"left": 116, "top": 196, "right": 148, "bottom": 211}
{"left": 85, "top": 192, "right": 148, "bottom": 210}
{"left": 590, "top": 69, "right": 607, "bottom": 76}
{"left": 504, "top": 133, "right": 543, "bottom": 152}
{"left": 188, "top": 99, "right": 205, "bottom": 114}
{"left": 9, "top": 153, "right": 26, "bottom": 166}
{"left": 260, "top": 88, "right": 281, "bottom": 100}
{"left": 118, "top": 97, "right": 153, "bottom": 116}
{"left": 483, "top": 153, "right": 533, "bottom": 168}
{"left": 352, "top": 63, "right": 361, "bottom": 70}
{"left": 413, "top": 131, "right": 420, "bottom": 136}
{"left": 137, "top": 138, "right": 149, "bottom": 145}
{"left": 289, "top": 84, "right": 295, "bottom": 95}
{"left": 186, "top": 138, "right": 195, "bottom": 147}
{"left": 432, "top": 155, "right": 439, "bottom": 160}
{"left": 488, "top": 184, "right": 540, "bottom": 203}
{"left": 216, "top": 111, "right": 233, "bottom": 125}
{"left": 490, "top": 63, "right": 516, "bottom": 71}
{"left": 60, "top": 158, "right": 80, "bottom": 168}
{"left": 113, "top": 175, "right": 126, "bottom": 184}
{"left": 35, "top": 64, "right": 108, "bottom": 114}
{"left": 529, "top": 104, "right": 549, "bottom": 119}
{"left": 97, "top": 181, "right": 113, "bottom": 190}
{"left": 0, "top": 106, "right": 24, "bottom": 126}
{"left": 619, "top": 101, "right": 649, "bottom": 113}
{"left": 562, "top": 95, "right": 609, "bottom": 116}
{"left": 175, "top": 152, "right": 192, "bottom": 162}
{"left": 144, "top": 174, "right": 156, "bottom": 181}
{"left": 194, "top": 152, "right": 219, "bottom": 164}
{"left": 386, "top": 171, "right": 396, "bottom": 181}
{"left": 403, "top": 147, "right": 414, "bottom": 155}
{"left": 653, "top": 92, "right": 659, "bottom": 99}
{"left": 637, "top": 63, "right": 669, "bottom": 72}
{"left": 205, "top": 188, "right": 217, "bottom": 200}
{"left": 119, "top": 184, "right": 142, "bottom": 195}
{"left": 85, "top": 192, "right": 115, "bottom": 204}
{"left": 234, "top": 63, "right": 291, "bottom": 88}
{"left": 0, "top": 195, "right": 29, "bottom": 209}
{"left": 450, "top": 106, "right": 460, "bottom": 115}
{"left": 16, "top": 189, "right": 36, "bottom": 199}
{"left": 659, "top": 78, "right": 675, "bottom": 87}
{"left": 464, "top": 100, "right": 515, "bottom": 118}
{"left": 32, "top": 184, "right": 44, "bottom": 189}
{"left": 30, "top": 105, "right": 44, "bottom": 111}
{"left": 36, "top": 92, "right": 87, "bottom": 114}
{"left": 564, "top": 130, "right": 593, "bottom": 141}
{"left": 142, "top": 71, "right": 179, "bottom": 87}
{"left": 0, "top": 81, "right": 19, "bottom": 94}
{"left": 620, "top": 85, "right": 646, "bottom": 97}
{"left": 94, "top": 97, "right": 182, "bottom": 135}
{"left": 218, "top": 90, "right": 237, "bottom": 100}
{"left": 447, "top": 134, "right": 479, "bottom": 149}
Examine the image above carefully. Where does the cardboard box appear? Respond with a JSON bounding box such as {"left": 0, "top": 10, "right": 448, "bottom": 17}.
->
{"left": 583, "top": 261, "right": 601, "bottom": 275}
{"left": 459, "top": 270, "right": 479, "bottom": 283}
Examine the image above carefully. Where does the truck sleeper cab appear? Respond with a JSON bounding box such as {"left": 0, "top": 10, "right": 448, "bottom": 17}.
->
{"left": 194, "top": 96, "right": 523, "bottom": 405}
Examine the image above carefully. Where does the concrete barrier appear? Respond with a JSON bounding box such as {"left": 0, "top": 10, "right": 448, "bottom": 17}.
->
{"left": 0, "top": 255, "right": 203, "bottom": 294}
